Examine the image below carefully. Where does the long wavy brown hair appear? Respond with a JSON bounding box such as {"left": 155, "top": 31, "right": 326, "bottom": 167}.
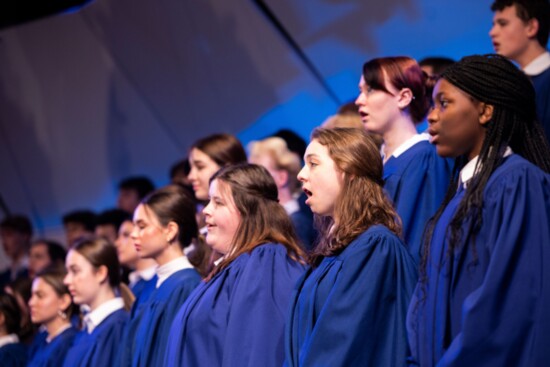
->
{"left": 309, "top": 128, "right": 401, "bottom": 266}
{"left": 205, "top": 163, "right": 306, "bottom": 281}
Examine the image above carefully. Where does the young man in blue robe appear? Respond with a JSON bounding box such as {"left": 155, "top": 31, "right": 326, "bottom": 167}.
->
{"left": 490, "top": 0, "right": 550, "bottom": 144}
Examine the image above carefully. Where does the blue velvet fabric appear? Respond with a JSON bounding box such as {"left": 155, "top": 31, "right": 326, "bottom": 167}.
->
{"left": 285, "top": 225, "right": 417, "bottom": 367}
{"left": 129, "top": 274, "right": 157, "bottom": 317}
{"left": 407, "top": 154, "right": 550, "bottom": 366}
{"left": 62, "top": 308, "right": 128, "bottom": 367}
{"left": 531, "top": 65, "right": 550, "bottom": 145}
{"left": 290, "top": 209, "right": 316, "bottom": 252}
{"left": 164, "top": 243, "right": 306, "bottom": 367}
{"left": 0, "top": 342, "right": 27, "bottom": 367}
{"left": 384, "top": 140, "right": 452, "bottom": 264}
{"left": 27, "top": 326, "right": 78, "bottom": 367}
{"left": 121, "top": 268, "right": 200, "bottom": 367}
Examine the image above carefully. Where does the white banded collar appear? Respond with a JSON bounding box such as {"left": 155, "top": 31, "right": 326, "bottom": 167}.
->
{"left": 523, "top": 51, "right": 550, "bottom": 76}
{"left": 83, "top": 297, "right": 124, "bottom": 334}
{"left": 156, "top": 256, "right": 194, "bottom": 288}
{"left": 459, "top": 147, "right": 513, "bottom": 189}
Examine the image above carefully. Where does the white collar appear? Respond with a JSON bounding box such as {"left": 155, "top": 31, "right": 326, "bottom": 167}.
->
{"left": 523, "top": 51, "right": 550, "bottom": 76}
{"left": 213, "top": 255, "right": 225, "bottom": 267}
{"left": 282, "top": 199, "right": 300, "bottom": 216}
{"left": 83, "top": 297, "right": 124, "bottom": 334}
{"left": 0, "top": 334, "right": 19, "bottom": 348}
{"left": 80, "top": 304, "right": 91, "bottom": 315}
{"left": 156, "top": 256, "right": 193, "bottom": 288}
{"left": 383, "top": 133, "right": 430, "bottom": 161}
{"left": 46, "top": 323, "right": 72, "bottom": 343}
{"left": 459, "top": 147, "right": 513, "bottom": 188}
{"left": 128, "top": 266, "right": 157, "bottom": 287}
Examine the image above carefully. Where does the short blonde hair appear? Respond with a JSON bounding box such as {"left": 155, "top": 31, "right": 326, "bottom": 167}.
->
{"left": 321, "top": 114, "right": 383, "bottom": 149}
{"left": 248, "top": 137, "right": 302, "bottom": 194}
{"left": 321, "top": 113, "right": 363, "bottom": 129}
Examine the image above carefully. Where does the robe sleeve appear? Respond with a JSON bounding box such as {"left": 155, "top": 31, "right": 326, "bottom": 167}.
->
{"left": 290, "top": 211, "right": 317, "bottom": 252}
{"left": 438, "top": 167, "right": 550, "bottom": 366}
{"left": 222, "top": 245, "right": 305, "bottom": 367}
{"left": 0, "top": 343, "right": 27, "bottom": 367}
{"left": 136, "top": 271, "right": 201, "bottom": 367}
{"left": 28, "top": 327, "right": 78, "bottom": 367}
{"left": 385, "top": 147, "right": 451, "bottom": 264}
{"left": 64, "top": 310, "right": 128, "bottom": 367}
{"left": 27, "top": 331, "right": 47, "bottom": 362}
{"left": 120, "top": 306, "right": 143, "bottom": 367}
{"left": 88, "top": 312, "right": 128, "bottom": 367}
{"left": 292, "top": 232, "right": 417, "bottom": 367}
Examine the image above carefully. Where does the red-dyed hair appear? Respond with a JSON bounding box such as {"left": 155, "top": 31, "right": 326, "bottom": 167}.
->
{"left": 362, "top": 56, "right": 434, "bottom": 123}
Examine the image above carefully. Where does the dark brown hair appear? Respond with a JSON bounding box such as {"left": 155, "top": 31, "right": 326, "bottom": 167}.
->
{"left": 141, "top": 185, "right": 198, "bottom": 249}
{"left": 0, "top": 291, "right": 21, "bottom": 335}
{"left": 491, "top": 0, "right": 550, "bottom": 47}
{"left": 191, "top": 133, "right": 247, "bottom": 167}
{"left": 362, "top": 56, "right": 434, "bottom": 124}
{"left": 32, "top": 239, "right": 67, "bottom": 267}
{"left": 0, "top": 215, "right": 32, "bottom": 237}
{"left": 206, "top": 163, "right": 305, "bottom": 280}
{"left": 309, "top": 128, "right": 402, "bottom": 265}
{"left": 419, "top": 56, "right": 456, "bottom": 76}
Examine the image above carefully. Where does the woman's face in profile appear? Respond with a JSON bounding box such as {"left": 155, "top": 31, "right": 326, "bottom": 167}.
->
{"left": 131, "top": 204, "right": 172, "bottom": 262}
{"left": 115, "top": 220, "right": 139, "bottom": 267}
{"left": 427, "top": 79, "right": 487, "bottom": 160}
{"left": 202, "top": 179, "right": 241, "bottom": 255}
{"left": 355, "top": 75, "right": 402, "bottom": 135}
{"left": 297, "top": 139, "right": 344, "bottom": 218}
{"left": 29, "top": 277, "right": 69, "bottom": 326}
{"left": 64, "top": 250, "right": 103, "bottom": 308}
{"left": 188, "top": 148, "right": 221, "bottom": 201}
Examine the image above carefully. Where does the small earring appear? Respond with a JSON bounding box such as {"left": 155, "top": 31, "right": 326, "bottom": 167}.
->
{"left": 57, "top": 310, "right": 67, "bottom": 320}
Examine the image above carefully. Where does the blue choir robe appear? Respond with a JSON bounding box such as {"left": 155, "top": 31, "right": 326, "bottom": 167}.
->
{"left": 406, "top": 154, "right": 550, "bottom": 367}
{"left": 129, "top": 274, "right": 157, "bottom": 317}
{"left": 531, "top": 64, "right": 550, "bottom": 145}
{"left": 121, "top": 268, "right": 201, "bottom": 367}
{"left": 384, "top": 140, "right": 452, "bottom": 264}
{"left": 290, "top": 208, "right": 317, "bottom": 252}
{"left": 27, "top": 326, "right": 78, "bottom": 367}
{"left": 27, "top": 330, "right": 48, "bottom": 359}
{"left": 62, "top": 308, "right": 128, "bottom": 367}
{"left": 0, "top": 267, "right": 29, "bottom": 290}
{"left": 70, "top": 313, "right": 81, "bottom": 328}
{"left": 292, "top": 193, "right": 317, "bottom": 252}
{"left": 0, "top": 342, "right": 27, "bottom": 367}
{"left": 164, "top": 243, "right": 306, "bottom": 367}
{"left": 285, "top": 225, "right": 417, "bottom": 367}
